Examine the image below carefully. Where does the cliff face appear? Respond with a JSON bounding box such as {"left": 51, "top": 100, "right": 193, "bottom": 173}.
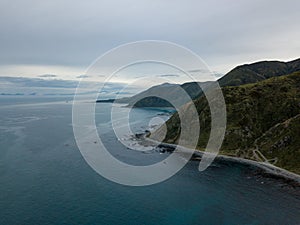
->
{"left": 154, "top": 72, "right": 300, "bottom": 173}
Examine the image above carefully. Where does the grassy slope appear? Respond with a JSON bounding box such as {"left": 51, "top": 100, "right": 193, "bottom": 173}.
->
{"left": 218, "top": 58, "right": 300, "bottom": 87}
{"left": 161, "top": 72, "right": 300, "bottom": 173}
{"left": 254, "top": 114, "right": 300, "bottom": 174}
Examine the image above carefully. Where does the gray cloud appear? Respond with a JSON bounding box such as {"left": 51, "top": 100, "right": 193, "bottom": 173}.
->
{"left": 0, "top": 76, "right": 142, "bottom": 97}
{"left": 76, "top": 75, "right": 89, "bottom": 79}
{"left": 0, "top": 76, "right": 78, "bottom": 88}
{"left": 188, "top": 69, "right": 205, "bottom": 73}
{"left": 157, "top": 74, "right": 180, "bottom": 78}
{"left": 0, "top": 0, "right": 299, "bottom": 77}
{"left": 38, "top": 74, "right": 58, "bottom": 78}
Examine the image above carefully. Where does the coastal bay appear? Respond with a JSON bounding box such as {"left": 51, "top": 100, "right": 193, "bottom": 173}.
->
{"left": 1, "top": 98, "right": 299, "bottom": 224}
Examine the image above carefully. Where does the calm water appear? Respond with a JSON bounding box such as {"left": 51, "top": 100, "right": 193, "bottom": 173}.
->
{"left": 0, "top": 97, "right": 299, "bottom": 225}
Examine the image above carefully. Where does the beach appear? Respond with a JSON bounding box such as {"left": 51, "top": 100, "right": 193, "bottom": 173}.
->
{"left": 142, "top": 135, "right": 300, "bottom": 185}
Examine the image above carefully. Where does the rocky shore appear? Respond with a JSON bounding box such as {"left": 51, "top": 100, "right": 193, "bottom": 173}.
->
{"left": 138, "top": 133, "right": 300, "bottom": 186}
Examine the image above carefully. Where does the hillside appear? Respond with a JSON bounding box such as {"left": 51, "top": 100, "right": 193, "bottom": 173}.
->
{"left": 218, "top": 58, "right": 300, "bottom": 87}
{"left": 108, "top": 81, "right": 212, "bottom": 107}
{"left": 152, "top": 72, "right": 300, "bottom": 173}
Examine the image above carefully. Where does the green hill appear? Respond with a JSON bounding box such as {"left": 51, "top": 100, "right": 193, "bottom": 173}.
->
{"left": 218, "top": 58, "right": 300, "bottom": 86}
{"left": 154, "top": 72, "right": 300, "bottom": 173}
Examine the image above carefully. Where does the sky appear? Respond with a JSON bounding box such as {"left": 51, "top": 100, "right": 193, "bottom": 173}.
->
{"left": 0, "top": 0, "right": 299, "bottom": 82}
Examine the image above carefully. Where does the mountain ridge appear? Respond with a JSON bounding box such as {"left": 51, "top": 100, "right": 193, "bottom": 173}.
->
{"left": 98, "top": 58, "right": 300, "bottom": 107}
{"left": 218, "top": 58, "right": 300, "bottom": 86}
{"left": 151, "top": 69, "right": 300, "bottom": 174}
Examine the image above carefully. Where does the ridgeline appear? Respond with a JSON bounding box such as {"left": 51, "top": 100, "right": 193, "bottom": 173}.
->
{"left": 152, "top": 59, "right": 300, "bottom": 174}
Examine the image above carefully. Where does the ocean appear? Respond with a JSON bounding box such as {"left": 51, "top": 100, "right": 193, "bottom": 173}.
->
{"left": 0, "top": 96, "right": 299, "bottom": 225}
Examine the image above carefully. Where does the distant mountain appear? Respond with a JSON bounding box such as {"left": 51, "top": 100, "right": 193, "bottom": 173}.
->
{"left": 218, "top": 58, "right": 300, "bottom": 86}
{"left": 118, "top": 83, "right": 178, "bottom": 107}
{"left": 152, "top": 71, "right": 300, "bottom": 173}
{"left": 107, "top": 81, "right": 213, "bottom": 108}
{"left": 98, "top": 58, "right": 300, "bottom": 108}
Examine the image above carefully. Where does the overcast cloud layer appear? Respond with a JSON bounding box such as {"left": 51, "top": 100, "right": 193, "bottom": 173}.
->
{"left": 0, "top": 0, "right": 299, "bottom": 80}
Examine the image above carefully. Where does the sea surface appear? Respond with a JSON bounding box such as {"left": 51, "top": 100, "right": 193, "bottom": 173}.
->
{"left": 0, "top": 96, "right": 299, "bottom": 225}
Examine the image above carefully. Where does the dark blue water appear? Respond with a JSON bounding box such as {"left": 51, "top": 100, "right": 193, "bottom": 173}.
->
{"left": 0, "top": 97, "right": 299, "bottom": 225}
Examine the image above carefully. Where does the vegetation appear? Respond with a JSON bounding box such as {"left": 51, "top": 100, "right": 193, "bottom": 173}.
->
{"left": 157, "top": 71, "right": 300, "bottom": 173}
{"left": 218, "top": 58, "right": 300, "bottom": 86}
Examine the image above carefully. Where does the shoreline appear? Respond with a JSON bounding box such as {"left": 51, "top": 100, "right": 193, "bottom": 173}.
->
{"left": 143, "top": 136, "right": 300, "bottom": 185}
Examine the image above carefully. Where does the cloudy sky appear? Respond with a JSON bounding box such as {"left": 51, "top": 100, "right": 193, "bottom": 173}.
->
{"left": 0, "top": 0, "right": 299, "bottom": 81}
